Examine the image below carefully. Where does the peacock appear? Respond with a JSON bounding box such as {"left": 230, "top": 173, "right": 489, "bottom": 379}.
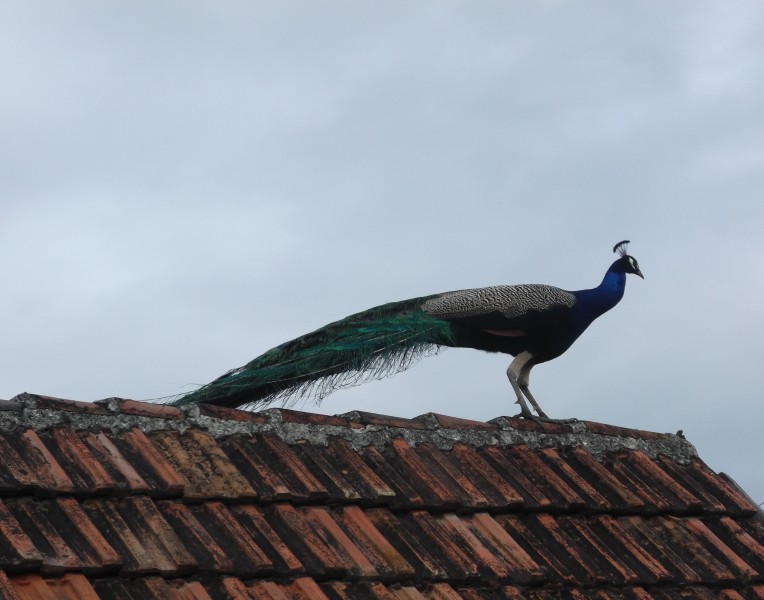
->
{"left": 175, "top": 241, "right": 643, "bottom": 420}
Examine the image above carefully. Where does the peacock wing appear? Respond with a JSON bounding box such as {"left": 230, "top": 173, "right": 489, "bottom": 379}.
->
{"left": 421, "top": 284, "right": 576, "bottom": 330}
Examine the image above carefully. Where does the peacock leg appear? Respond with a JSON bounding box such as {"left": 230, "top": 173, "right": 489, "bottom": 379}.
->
{"left": 506, "top": 352, "right": 539, "bottom": 420}
{"left": 518, "top": 361, "right": 549, "bottom": 419}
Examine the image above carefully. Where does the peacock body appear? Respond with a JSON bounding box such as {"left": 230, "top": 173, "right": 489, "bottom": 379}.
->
{"left": 175, "top": 241, "right": 643, "bottom": 420}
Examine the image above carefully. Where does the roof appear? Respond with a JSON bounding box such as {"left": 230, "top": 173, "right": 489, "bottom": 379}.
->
{"left": 0, "top": 392, "right": 762, "bottom": 599}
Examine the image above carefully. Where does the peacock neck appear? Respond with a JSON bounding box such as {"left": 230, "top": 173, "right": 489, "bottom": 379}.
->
{"left": 572, "top": 265, "right": 626, "bottom": 320}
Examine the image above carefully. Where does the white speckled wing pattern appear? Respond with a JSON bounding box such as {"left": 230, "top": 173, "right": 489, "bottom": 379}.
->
{"left": 421, "top": 284, "right": 576, "bottom": 320}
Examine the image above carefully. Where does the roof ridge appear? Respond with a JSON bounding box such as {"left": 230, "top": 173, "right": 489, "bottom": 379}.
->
{"left": 2, "top": 393, "right": 698, "bottom": 462}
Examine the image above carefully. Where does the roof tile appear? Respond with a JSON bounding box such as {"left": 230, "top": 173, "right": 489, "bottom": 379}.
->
{"left": 6, "top": 498, "right": 119, "bottom": 575}
{"left": 0, "top": 502, "right": 41, "bottom": 571}
{"left": 109, "top": 429, "right": 185, "bottom": 497}
{"left": 688, "top": 460, "right": 759, "bottom": 515}
{"left": 110, "top": 399, "right": 183, "bottom": 420}
{"left": 0, "top": 571, "right": 18, "bottom": 600}
{"left": 384, "top": 439, "right": 467, "bottom": 509}
{"left": 361, "top": 446, "right": 425, "bottom": 509}
{"left": 267, "top": 503, "right": 351, "bottom": 578}
{"left": 448, "top": 443, "right": 524, "bottom": 508}
{"left": 567, "top": 447, "right": 646, "bottom": 511}
{"left": 196, "top": 403, "right": 268, "bottom": 423}
{"left": 333, "top": 506, "right": 415, "bottom": 579}
{"left": 324, "top": 439, "right": 396, "bottom": 504}
{"left": 611, "top": 451, "right": 704, "bottom": 513}
{"left": 479, "top": 446, "right": 553, "bottom": 510}
{"left": 228, "top": 504, "right": 304, "bottom": 574}
{"left": 11, "top": 573, "right": 99, "bottom": 600}
{"left": 18, "top": 431, "right": 75, "bottom": 495}
{"left": 0, "top": 396, "right": 760, "bottom": 597}
{"left": 148, "top": 429, "right": 256, "bottom": 501}
{"left": 0, "top": 435, "right": 38, "bottom": 494}
{"left": 79, "top": 432, "right": 150, "bottom": 495}
{"left": 362, "top": 509, "right": 449, "bottom": 580}
{"left": 42, "top": 429, "right": 114, "bottom": 495}
{"left": 27, "top": 395, "right": 111, "bottom": 415}
{"left": 83, "top": 497, "right": 194, "bottom": 576}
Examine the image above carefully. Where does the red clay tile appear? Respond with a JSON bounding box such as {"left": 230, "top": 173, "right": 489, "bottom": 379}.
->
{"left": 712, "top": 517, "right": 764, "bottom": 573}
{"left": 18, "top": 431, "right": 75, "bottom": 495}
{"left": 112, "top": 428, "right": 185, "bottom": 497}
{"left": 415, "top": 443, "right": 491, "bottom": 508}
{"left": 580, "top": 422, "right": 673, "bottom": 440}
{"left": 343, "top": 411, "right": 429, "bottom": 430}
{"left": 229, "top": 505, "right": 303, "bottom": 575}
{"left": 112, "top": 399, "right": 183, "bottom": 419}
{"left": 651, "top": 516, "right": 738, "bottom": 583}
{"left": 222, "top": 436, "right": 296, "bottom": 501}
{"left": 170, "top": 580, "right": 215, "bottom": 600}
{"left": 419, "top": 413, "right": 497, "bottom": 430}
{"left": 689, "top": 461, "right": 759, "bottom": 515}
{"left": 479, "top": 445, "right": 553, "bottom": 509}
{"left": 361, "top": 446, "right": 424, "bottom": 509}
{"left": 617, "top": 515, "right": 704, "bottom": 584}
{"left": 653, "top": 456, "right": 728, "bottom": 513}
{"left": 324, "top": 440, "right": 396, "bottom": 504}
{"left": 595, "top": 515, "right": 674, "bottom": 584}
{"left": 185, "top": 502, "right": 273, "bottom": 576}
{"left": 406, "top": 511, "right": 481, "bottom": 580}
{"left": 148, "top": 429, "right": 256, "bottom": 501}
{"left": 385, "top": 439, "right": 465, "bottom": 509}
{"left": 567, "top": 447, "right": 646, "bottom": 511}
{"left": 11, "top": 573, "right": 99, "bottom": 600}
{"left": 267, "top": 503, "right": 351, "bottom": 578}
{"left": 461, "top": 512, "right": 543, "bottom": 582}
{"left": 44, "top": 428, "right": 114, "bottom": 494}
{"left": 242, "top": 434, "right": 328, "bottom": 501}
{"left": 29, "top": 395, "right": 111, "bottom": 415}
{"left": 611, "top": 451, "right": 704, "bottom": 512}
{"left": 362, "top": 509, "right": 449, "bottom": 581}
{"left": 6, "top": 498, "right": 119, "bottom": 575}
{"left": 288, "top": 577, "right": 330, "bottom": 599}
{"left": 276, "top": 408, "right": 359, "bottom": 428}
{"left": 302, "top": 506, "right": 379, "bottom": 578}
{"left": 0, "top": 435, "right": 38, "bottom": 493}
{"left": 83, "top": 497, "right": 194, "bottom": 576}
{"left": 506, "top": 445, "right": 587, "bottom": 509}
{"left": 197, "top": 403, "right": 269, "bottom": 423}
{"left": 448, "top": 443, "right": 524, "bottom": 508}
{"left": 538, "top": 448, "right": 611, "bottom": 510}
{"left": 158, "top": 501, "right": 238, "bottom": 574}
{"left": 292, "top": 444, "right": 364, "bottom": 502}
{"left": 0, "top": 572, "right": 16, "bottom": 600}
{"left": 425, "top": 583, "right": 463, "bottom": 600}
{"left": 80, "top": 432, "right": 150, "bottom": 494}
{"left": 0, "top": 501, "right": 41, "bottom": 570}
{"left": 495, "top": 415, "right": 574, "bottom": 434}
{"left": 683, "top": 517, "right": 759, "bottom": 581}
{"left": 333, "top": 506, "right": 414, "bottom": 579}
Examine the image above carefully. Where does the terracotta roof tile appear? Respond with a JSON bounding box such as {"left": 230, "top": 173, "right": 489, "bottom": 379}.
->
{"left": 0, "top": 395, "right": 760, "bottom": 597}
{"left": 0, "top": 571, "right": 17, "bottom": 600}
{"left": 109, "top": 428, "right": 185, "bottom": 497}
{"left": 148, "top": 429, "right": 256, "bottom": 501}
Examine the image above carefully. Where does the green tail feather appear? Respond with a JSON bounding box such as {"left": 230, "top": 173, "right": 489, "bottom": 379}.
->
{"left": 174, "top": 296, "right": 456, "bottom": 408}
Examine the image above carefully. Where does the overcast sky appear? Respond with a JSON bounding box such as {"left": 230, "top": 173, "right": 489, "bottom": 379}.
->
{"left": 2, "top": 2, "right": 763, "bottom": 503}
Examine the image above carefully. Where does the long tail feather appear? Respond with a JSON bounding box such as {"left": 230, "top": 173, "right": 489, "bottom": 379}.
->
{"left": 173, "top": 296, "right": 455, "bottom": 409}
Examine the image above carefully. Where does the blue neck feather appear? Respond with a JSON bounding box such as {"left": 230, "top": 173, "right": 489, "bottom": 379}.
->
{"left": 571, "top": 260, "right": 627, "bottom": 321}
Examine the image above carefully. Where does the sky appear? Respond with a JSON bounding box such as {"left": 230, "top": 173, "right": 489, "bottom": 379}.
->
{"left": 1, "top": 2, "right": 763, "bottom": 503}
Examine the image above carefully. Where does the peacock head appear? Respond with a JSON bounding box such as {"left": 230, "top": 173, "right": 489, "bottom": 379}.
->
{"left": 612, "top": 240, "right": 644, "bottom": 279}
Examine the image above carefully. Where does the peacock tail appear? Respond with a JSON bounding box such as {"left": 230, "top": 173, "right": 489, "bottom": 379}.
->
{"left": 173, "top": 295, "right": 456, "bottom": 409}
